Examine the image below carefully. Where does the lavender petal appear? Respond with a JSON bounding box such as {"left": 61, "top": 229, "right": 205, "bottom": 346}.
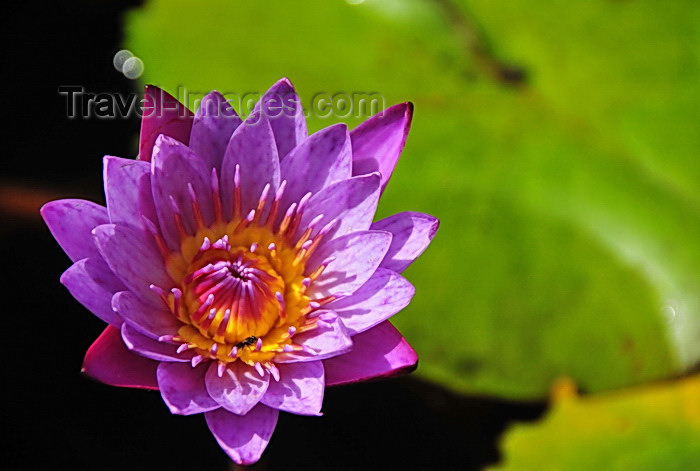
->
{"left": 220, "top": 110, "right": 280, "bottom": 218}
{"left": 92, "top": 223, "right": 172, "bottom": 307}
{"left": 350, "top": 102, "right": 413, "bottom": 192}
{"left": 254, "top": 77, "right": 307, "bottom": 159}
{"left": 275, "top": 311, "right": 352, "bottom": 363}
{"left": 112, "top": 290, "right": 181, "bottom": 339}
{"left": 326, "top": 268, "right": 415, "bottom": 335}
{"left": 297, "top": 173, "right": 381, "bottom": 241}
{"left": 151, "top": 134, "right": 215, "bottom": 248}
{"left": 205, "top": 404, "right": 278, "bottom": 465}
{"left": 306, "top": 230, "right": 392, "bottom": 298}
{"left": 371, "top": 211, "right": 439, "bottom": 273}
{"left": 189, "top": 90, "right": 242, "bottom": 171}
{"left": 60, "top": 258, "right": 125, "bottom": 327}
{"left": 103, "top": 156, "right": 158, "bottom": 229}
{"left": 121, "top": 323, "right": 192, "bottom": 363}
{"left": 157, "top": 362, "right": 220, "bottom": 415}
{"left": 41, "top": 199, "right": 108, "bottom": 262}
{"left": 279, "top": 123, "right": 352, "bottom": 209}
{"left": 260, "top": 361, "right": 324, "bottom": 416}
{"left": 205, "top": 361, "right": 270, "bottom": 415}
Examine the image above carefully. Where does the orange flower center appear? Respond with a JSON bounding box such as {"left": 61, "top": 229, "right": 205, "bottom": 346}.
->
{"left": 147, "top": 172, "right": 336, "bottom": 370}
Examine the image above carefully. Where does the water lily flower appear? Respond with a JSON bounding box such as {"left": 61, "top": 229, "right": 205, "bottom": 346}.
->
{"left": 41, "top": 78, "right": 438, "bottom": 465}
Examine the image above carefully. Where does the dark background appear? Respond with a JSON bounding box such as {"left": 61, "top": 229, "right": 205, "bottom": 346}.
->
{"left": 0, "top": 1, "right": 544, "bottom": 469}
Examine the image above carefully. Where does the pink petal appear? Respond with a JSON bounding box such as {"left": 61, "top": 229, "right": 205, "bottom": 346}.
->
{"left": 156, "top": 362, "right": 220, "bottom": 415}
{"left": 323, "top": 321, "right": 418, "bottom": 386}
{"left": 112, "top": 290, "right": 181, "bottom": 339}
{"left": 92, "top": 223, "right": 171, "bottom": 307}
{"left": 103, "top": 156, "right": 157, "bottom": 229}
{"left": 306, "top": 230, "right": 392, "bottom": 298}
{"left": 297, "top": 173, "right": 381, "bottom": 241}
{"left": 60, "top": 258, "right": 125, "bottom": 327}
{"left": 189, "top": 90, "right": 242, "bottom": 171}
{"left": 205, "top": 404, "right": 278, "bottom": 465}
{"left": 41, "top": 199, "right": 108, "bottom": 262}
{"left": 205, "top": 361, "right": 270, "bottom": 415}
{"left": 279, "top": 123, "right": 352, "bottom": 209}
{"left": 275, "top": 311, "right": 352, "bottom": 363}
{"left": 138, "top": 85, "right": 193, "bottom": 162}
{"left": 82, "top": 326, "right": 159, "bottom": 390}
{"left": 121, "top": 323, "right": 192, "bottom": 363}
{"left": 261, "top": 361, "right": 324, "bottom": 416}
{"left": 370, "top": 211, "right": 439, "bottom": 273}
{"left": 326, "top": 268, "right": 415, "bottom": 335}
{"left": 220, "top": 110, "right": 280, "bottom": 218}
{"left": 255, "top": 77, "right": 308, "bottom": 159}
{"left": 350, "top": 102, "right": 413, "bottom": 192}
{"left": 151, "top": 135, "right": 215, "bottom": 249}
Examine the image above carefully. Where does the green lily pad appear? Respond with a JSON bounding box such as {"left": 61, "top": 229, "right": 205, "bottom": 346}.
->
{"left": 489, "top": 375, "right": 700, "bottom": 470}
{"left": 124, "top": 0, "right": 699, "bottom": 399}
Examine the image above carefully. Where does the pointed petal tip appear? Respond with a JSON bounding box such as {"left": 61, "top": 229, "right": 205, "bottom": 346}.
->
{"left": 139, "top": 86, "right": 193, "bottom": 162}
{"left": 38, "top": 201, "right": 53, "bottom": 221}
{"left": 165, "top": 403, "right": 182, "bottom": 415}
{"left": 403, "top": 102, "right": 414, "bottom": 127}
{"left": 254, "top": 78, "right": 307, "bottom": 158}
{"left": 269, "top": 77, "right": 296, "bottom": 93}
{"left": 389, "top": 101, "right": 413, "bottom": 118}
{"left": 389, "top": 360, "right": 419, "bottom": 379}
{"left": 150, "top": 133, "right": 194, "bottom": 166}
{"left": 82, "top": 326, "right": 160, "bottom": 390}
{"left": 429, "top": 217, "right": 440, "bottom": 239}
{"left": 78, "top": 363, "right": 159, "bottom": 392}
{"left": 205, "top": 404, "right": 279, "bottom": 465}
{"left": 198, "top": 89, "right": 229, "bottom": 105}
{"left": 370, "top": 211, "right": 439, "bottom": 273}
{"left": 152, "top": 132, "right": 172, "bottom": 151}
{"left": 401, "top": 356, "right": 419, "bottom": 374}
{"left": 350, "top": 101, "right": 414, "bottom": 190}
{"left": 143, "top": 84, "right": 159, "bottom": 96}
{"left": 376, "top": 100, "right": 413, "bottom": 120}
{"left": 323, "top": 321, "right": 418, "bottom": 386}
{"left": 142, "top": 84, "right": 189, "bottom": 107}
{"left": 328, "top": 268, "right": 415, "bottom": 335}
{"left": 413, "top": 211, "right": 440, "bottom": 241}
{"left": 242, "top": 107, "right": 270, "bottom": 126}
{"left": 41, "top": 199, "right": 110, "bottom": 262}
{"left": 387, "top": 101, "right": 413, "bottom": 130}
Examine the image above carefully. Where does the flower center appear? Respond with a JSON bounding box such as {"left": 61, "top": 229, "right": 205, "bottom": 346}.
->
{"left": 147, "top": 168, "right": 337, "bottom": 371}
{"left": 184, "top": 249, "right": 284, "bottom": 341}
{"left": 172, "top": 233, "right": 305, "bottom": 366}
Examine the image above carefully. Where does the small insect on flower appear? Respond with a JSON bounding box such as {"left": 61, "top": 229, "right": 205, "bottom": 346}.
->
{"left": 235, "top": 336, "right": 259, "bottom": 349}
{"left": 41, "top": 78, "right": 438, "bottom": 466}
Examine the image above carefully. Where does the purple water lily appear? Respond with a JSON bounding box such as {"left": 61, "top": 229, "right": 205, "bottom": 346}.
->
{"left": 41, "top": 78, "right": 438, "bottom": 465}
